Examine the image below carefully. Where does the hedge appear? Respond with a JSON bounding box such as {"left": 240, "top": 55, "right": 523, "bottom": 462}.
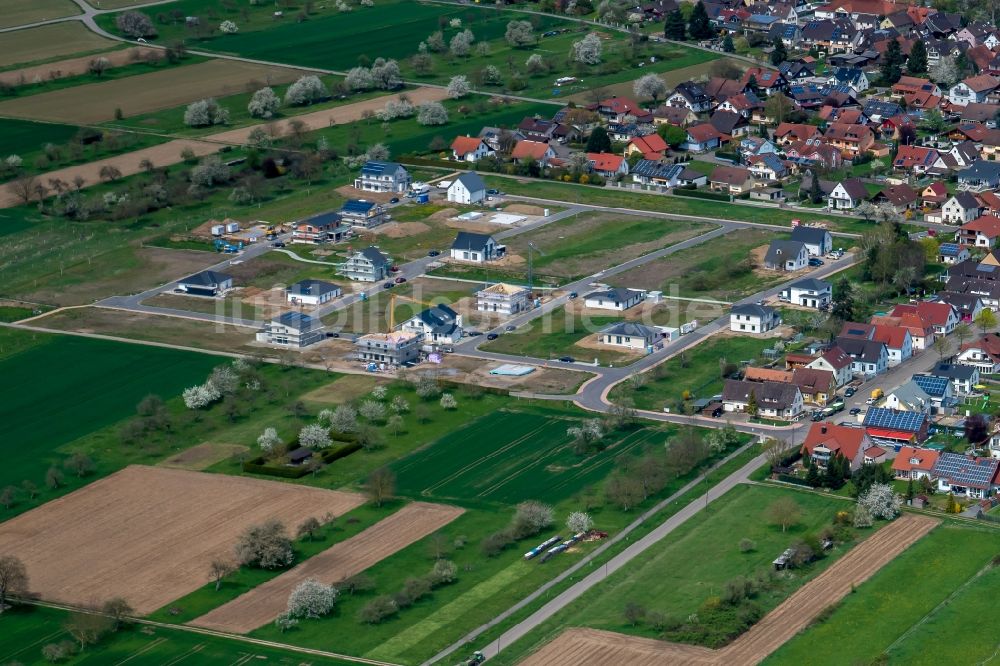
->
{"left": 321, "top": 442, "right": 363, "bottom": 464}
{"left": 241, "top": 442, "right": 363, "bottom": 478}
{"left": 671, "top": 188, "right": 731, "bottom": 202}
{"left": 776, "top": 474, "right": 813, "bottom": 487}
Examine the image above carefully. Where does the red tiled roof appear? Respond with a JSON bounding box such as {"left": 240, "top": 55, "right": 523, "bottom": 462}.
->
{"left": 629, "top": 134, "right": 667, "bottom": 155}
{"left": 586, "top": 152, "right": 625, "bottom": 172}
{"left": 818, "top": 346, "right": 851, "bottom": 369}
{"left": 451, "top": 136, "right": 484, "bottom": 156}
{"left": 802, "top": 423, "right": 867, "bottom": 462}
{"left": 872, "top": 324, "right": 910, "bottom": 350}
{"left": 687, "top": 123, "right": 724, "bottom": 143}
{"left": 775, "top": 123, "right": 820, "bottom": 141}
{"left": 511, "top": 140, "right": 550, "bottom": 160}
{"left": 892, "top": 445, "right": 939, "bottom": 472}
{"left": 962, "top": 74, "right": 1000, "bottom": 93}
{"left": 961, "top": 215, "right": 1000, "bottom": 238}
{"left": 868, "top": 427, "right": 918, "bottom": 442}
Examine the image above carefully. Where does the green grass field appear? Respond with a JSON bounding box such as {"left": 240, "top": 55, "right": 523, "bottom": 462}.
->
{"left": 0, "top": 604, "right": 358, "bottom": 666}
{"left": 612, "top": 335, "right": 778, "bottom": 410}
{"left": 392, "top": 409, "right": 671, "bottom": 505}
{"left": 480, "top": 306, "right": 634, "bottom": 365}
{"left": 766, "top": 524, "right": 1000, "bottom": 666}
{"left": 0, "top": 329, "right": 217, "bottom": 490}
{"left": 0, "top": 118, "right": 79, "bottom": 156}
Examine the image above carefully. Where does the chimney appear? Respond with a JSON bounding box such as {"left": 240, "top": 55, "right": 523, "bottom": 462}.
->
{"left": 821, "top": 425, "right": 827, "bottom": 434}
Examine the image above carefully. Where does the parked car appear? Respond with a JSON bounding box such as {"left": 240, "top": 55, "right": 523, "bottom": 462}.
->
{"left": 849, "top": 407, "right": 862, "bottom": 415}
{"left": 844, "top": 387, "right": 856, "bottom": 398}
{"left": 383, "top": 282, "right": 395, "bottom": 289}
{"left": 505, "top": 324, "right": 517, "bottom": 332}
{"left": 487, "top": 333, "right": 499, "bottom": 340}
{"left": 467, "top": 330, "right": 482, "bottom": 337}
{"left": 389, "top": 197, "right": 399, "bottom": 204}
{"left": 809, "top": 258, "right": 825, "bottom": 266}
{"left": 271, "top": 241, "right": 286, "bottom": 248}
{"left": 558, "top": 356, "right": 575, "bottom": 363}
{"left": 395, "top": 276, "right": 407, "bottom": 284}
{"left": 711, "top": 406, "right": 724, "bottom": 418}
{"left": 486, "top": 189, "right": 499, "bottom": 195}
{"left": 569, "top": 292, "right": 578, "bottom": 299}
{"left": 427, "top": 250, "right": 441, "bottom": 257}
{"left": 390, "top": 265, "right": 400, "bottom": 273}
{"left": 325, "top": 331, "right": 341, "bottom": 338}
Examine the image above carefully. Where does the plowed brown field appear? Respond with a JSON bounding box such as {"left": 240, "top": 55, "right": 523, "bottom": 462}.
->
{"left": 0, "top": 465, "right": 364, "bottom": 614}
{"left": 190, "top": 501, "right": 463, "bottom": 633}
{"left": 521, "top": 514, "right": 939, "bottom": 666}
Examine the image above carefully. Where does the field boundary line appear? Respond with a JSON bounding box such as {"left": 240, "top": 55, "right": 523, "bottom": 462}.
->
{"left": 18, "top": 599, "right": 404, "bottom": 666}
{"left": 113, "top": 637, "right": 168, "bottom": 666}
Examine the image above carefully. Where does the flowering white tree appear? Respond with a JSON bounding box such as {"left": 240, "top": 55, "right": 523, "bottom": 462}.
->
{"left": 285, "top": 75, "right": 330, "bottom": 105}
{"left": 567, "top": 419, "right": 603, "bottom": 446}
{"left": 571, "top": 33, "right": 603, "bottom": 65}
{"left": 449, "top": 18, "right": 462, "bottom": 28}
{"left": 299, "top": 424, "right": 332, "bottom": 450}
{"left": 505, "top": 20, "right": 535, "bottom": 46}
{"left": 359, "top": 400, "right": 387, "bottom": 422}
{"left": 450, "top": 29, "right": 475, "bottom": 57}
{"left": 184, "top": 98, "right": 229, "bottom": 127}
{"left": 330, "top": 404, "right": 358, "bottom": 433}
{"left": 4, "top": 155, "right": 22, "bottom": 169}
{"left": 376, "top": 98, "right": 415, "bottom": 121}
{"left": 274, "top": 611, "right": 298, "bottom": 632}
{"left": 481, "top": 65, "right": 503, "bottom": 85}
{"left": 525, "top": 53, "right": 546, "bottom": 74}
{"left": 566, "top": 511, "right": 593, "bottom": 534}
{"left": 447, "top": 75, "right": 471, "bottom": 99}
{"left": 858, "top": 483, "right": 900, "bottom": 520}
{"left": 417, "top": 101, "right": 449, "bottom": 125}
{"left": 440, "top": 393, "right": 458, "bottom": 410}
{"left": 391, "top": 395, "right": 410, "bottom": 413}
{"left": 183, "top": 382, "right": 221, "bottom": 409}
{"left": 513, "top": 501, "right": 554, "bottom": 536}
{"left": 247, "top": 87, "right": 281, "bottom": 119}
{"left": 209, "top": 365, "right": 240, "bottom": 395}
{"left": 345, "top": 66, "right": 374, "bottom": 91}
{"left": 371, "top": 386, "right": 388, "bottom": 401}
{"left": 258, "top": 427, "right": 281, "bottom": 453}
{"left": 370, "top": 58, "right": 402, "bottom": 89}
{"left": 930, "top": 55, "right": 960, "bottom": 87}
{"left": 219, "top": 20, "right": 238, "bottom": 33}
{"left": 287, "top": 578, "right": 338, "bottom": 618}
{"left": 853, "top": 503, "right": 873, "bottom": 528}
{"left": 633, "top": 73, "right": 668, "bottom": 104}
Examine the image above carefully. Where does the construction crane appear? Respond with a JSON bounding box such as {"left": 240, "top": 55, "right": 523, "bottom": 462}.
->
{"left": 526, "top": 241, "right": 546, "bottom": 294}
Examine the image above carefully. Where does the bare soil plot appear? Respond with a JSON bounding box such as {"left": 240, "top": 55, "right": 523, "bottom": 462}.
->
{"left": 0, "top": 60, "right": 301, "bottom": 123}
{"left": 0, "top": 23, "right": 117, "bottom": 69}
{"left": 190, "top": 501, "right": 464, "bottom": 633}
{"left": 521, "top": 514, "right": 939, "bottom": 666}
{"left": 35, "top": 306, "right": 259, "bottom": 353}
{"left": 0, "top": 465, "right": 365, "bottom": 614}
{"left": 436, "top": 354, "right": 593, "bottom": 395}
{"left": 0, "top": 46, "right": 158, "bottom": 86}
{"left": 300, "top": 374, "right": 381, "bottom": 404}
{"left": 0, "top": 0, "right": 80, "bottom": 30}
{"left": 160, "top": 442, "right": 250, "bottom": 471}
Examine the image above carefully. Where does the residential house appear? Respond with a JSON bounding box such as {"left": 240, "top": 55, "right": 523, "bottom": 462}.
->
{"left": 801, "top": 422, "right": 871, "bottom": 470}
{"left": 595, "top": 96, "right": 644, "bottom": 123}
{"left": 947, "top": 142, "right": 982, "bottom": 170}
{"left": 957, "top": 160, "right": 1000, "bottom": 191}
{"left": 354, "top": 161, "right": 411, "bottom": 193}
{"left": 729, "top": 303, "right": 781, "bottom": 333}
{"left": 948, "top": 74, "right": 1000, "bottom": 106}
{"left": 871, "top": 313, "right": 935, "bottom": 351}
{"left": 774, "top": 122, "right": 822, "bottom": 146}
{"left": 511, "top": 140, "right": 556, "bottom": 166}
{"left": 681, "top": 124, "right": 724, "bottom": 152}
{"left": 961, "top": 103, "right": 1000, "bottom": 127}
{"left": 864, "top": 407, "right": 929, "bottom": 446}
{"left": 873, "top": 183, "right": 919, "bottom": 213}
{"left": 891, "top": 76, "right": 941, "bottom": 98}
{"left": 337, "top": 246, "right": 391, "bottom": 282}
{"left": 940, "top": 193, "right": 983, "bottom": 225}
{"left": 709, "top": 165, "right": 753, "bottom": 194}
{"left": 739, "top": 136, "right": 779, "bottom": 162}
{"left": 829, "top": 66, "right": 870, "bottom": 95}
{"left": 872, "top": 324, "right": 913, "bottom": 366}
{"left": 931, "top": 453, "right": 1000, "bottom": 498}
{"left": 338, "top": 200, "right": 386, "bottom": 229}
{"left": 921, "top": 182, "right": 949, "bottom": 207}
{"left": 958, "top": 215, "right": 1000, "bottom": 247}
{"left": 255, "top": 311, "right": 325, "bottom": 348}
{"left": 741, "top": 67, "right": 787, "bottom": 96}
{"left": 763, "top": 240, "right": 809, "bottom": 271}
{"left": 836, "top": 337, "right": 889, "bottom": 376}
{"left": 792, "top": 367, "right": 837, "bottom": 405}
{"left": 839, "top": 321, "right": 875, "bottom": 340}
{"left": 890, "top": 302, "right": 959, "bottom": 335}
{"left": 807, "top": 346, "right": 853, "bottom": 386}
{"left": 958, "top": 332, "right": 1000, "bottom": 372}
{"left": 631, "top": 161, "right": 707, "bottom": 188}
{"left": 718, "top": 92, "right": 764, "bottom": 118}
{"left": 709, "top": 110, "right": 749, "bottom": 139}
{"left": 911, "top": 373, "right": 957, "bottom": 413}
{"left": 782, "top": 278, "right": 832, "bottom": 308}
{"left": 930, "top": 362, "right": 980, "bottom": 396}
{"left": 286, "top": 279, "right": 341, "bottom": 306}
{"left": 177, "top": 270, "right": 232, "bottom": 297}
{"left": 478, "top": 126, "right": 525, "bottom": 152}
{"left": 587, "top": 153, "right": 629, "bottom": 178}
{"left": 892, "top": 446, "right": 940, "bottom": 480}
{"left": 652, "top": 105, "right": 699, "bottom": 127}
{"left": 400, "top": 304, "right": 463, "bottom": 345}
{"left": 451, "top": 136, "right": 494, "bottom": 162}
{"left": 823, "top": 123, "right": 875, "bottom": 157}
{"left": 354, "top": 330, "right": 422, "bottom": 366}
{"left": 884, "top": 380, "right": 932, "bottom": 413}
{"left": 935, "top": 291, "right": 983, "bottom": 322}
{"left": 625, "top": 134, "right": 669, "bottom": 160}
{"left": 791, "top": 226, "right": 833, "bottom": 256}
{"left": 599, "top": 322, "right": 662, "bottom": 350}
{"left": 293, "top": 212, "right": 351, "bottom": 243}
{"left": 893, "top": 145, "right": 943, "bottom": 175}
{"left": 450, "top": 231, "right": 499, "bottom": 263}
{"left": 667, "top": 81, "right": 712, "bottom": 112}
{"left": 476, "top": 282, "right": 530, "bottom": 316}
{"left": 722, "top": 379, "right": 803, "bottom": 419}
{"left": 447, "top": 172, "right": 487, "bottom": 205}
{"left": 827, "top": 178, "right": 869, "bottom": 210}
{"left": 584, "top": 287, "right": 644, "bottom": 311}
{"left": 747, "top": 154, "right": 790, "bottom": 182}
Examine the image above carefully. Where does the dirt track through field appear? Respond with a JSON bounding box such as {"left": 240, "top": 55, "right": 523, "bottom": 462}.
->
{"left": 520, "top": 514, "right": 939, "bottom": 666}
{"left": 0, "top": 465, "right": 364, "bottom": 615}
{"left": 190, "top": 501, "right": 463, "bottom": 633}
{"left": 0, "top": 47, "right": 160, "bottom": 87}
{"left": 0, "top": 86, "right": 448, "bottom": 209}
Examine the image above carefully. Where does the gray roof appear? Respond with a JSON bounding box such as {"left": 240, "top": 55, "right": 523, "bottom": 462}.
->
{"left": 888, "top": 380, "right": 931, "bottom": 409}
{"left": 360, "top": 246, "right": 390, "bottom": 266}
{"left": 585, "top": 287, "right": 643, "bottom": 303}
{"left": 451, "top": 231, "right": 495, "bottom": 252}
{"left": 276, "top": 311, "right": 319, "bottom": 331}
{"left": 835, "top": 337, "right": 886, "bottom": 363}
{"left": 764, "top": 240, "right": 807, "bottom": 266}
{"left": 454, "top": 172, "right": 486, "bottom": 192}
{"left": 180, "top": 270, "right": 232, "bottom": 287}
{"left": 931, "top": 452, "right": 999, "bottom": 489}
{"left": 415, "top": 304, "right": 460, "bottom": 335}
{"left": 723, "top": 378, "right": 800, "bottom": 409}
{"left": 790, "top": 277, "right": 832, "bottom": 291}
{"left": 953, "top": 191, "right": 981, "bottom": 209}
{"left": 731, "top": 303, "right": 776, "bottom": 319}
{"left": 601, "top": 322, "right": 661, "bottom": 339}
{"left": 790, "top": 226, "right": 831, "bottom": 245}
{"left": 835, "top": 178, "right": 869, "bottom": 200}
{"left": 287, "top": 279, "right": 340, "bottom": 297}
{"left": 931, "top": 362, "right": 978, "bottom": 381}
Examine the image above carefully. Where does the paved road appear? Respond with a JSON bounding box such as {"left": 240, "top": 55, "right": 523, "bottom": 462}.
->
{"left": 424, "top": 446, "right": 766, "bottom": 665}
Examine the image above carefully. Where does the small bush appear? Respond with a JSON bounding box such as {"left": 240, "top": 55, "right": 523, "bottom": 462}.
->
{"left": 738, "top": 538, "right": 756, "bottom": 553}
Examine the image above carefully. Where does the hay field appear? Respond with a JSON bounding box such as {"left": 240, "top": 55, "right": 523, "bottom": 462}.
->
{"left": 0, "top": 59, "right": 301, "bottom": 123}
{"left": 190, "top": 502, "right": 464, "bottom": 633}
{"left": 0, "top": 23, "right": 118, "bottom": 69}
{"left": 0, "top": 465, "right": 366, "bottom": 614}
{"left": 0, "top": 0, "right": 80, "bottom": 30}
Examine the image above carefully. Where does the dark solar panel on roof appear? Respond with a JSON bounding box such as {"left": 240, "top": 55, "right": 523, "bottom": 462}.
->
{"left": 863, "top": 408, "right": 926, "bottom": 432}
{"left": 912, "top": 375, "right": 950, "bottom": 397}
